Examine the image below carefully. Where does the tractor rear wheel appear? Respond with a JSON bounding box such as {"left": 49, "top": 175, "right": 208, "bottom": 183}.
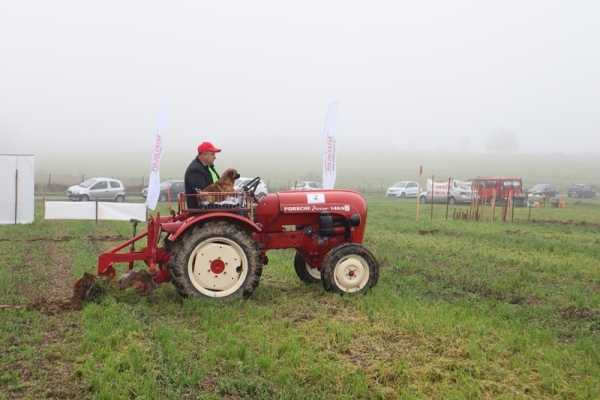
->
{"left": 294, "top": 252, "right": 321, "bottom": 284}
{"left": 169, "top": 221, "right": 262, "bottom": 299}
{"left": 321, "top": 243, "right": 379, "bottom": 295}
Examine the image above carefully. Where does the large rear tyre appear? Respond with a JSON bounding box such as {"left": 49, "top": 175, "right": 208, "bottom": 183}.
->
{"left": 170, "top": 221, "right": 262, "bottom": 299}
{"left": 321, "top": 243, "right": 379, "bottom": 295}
{"left": 294, "top": 252, "right": 321, "bottom": 284}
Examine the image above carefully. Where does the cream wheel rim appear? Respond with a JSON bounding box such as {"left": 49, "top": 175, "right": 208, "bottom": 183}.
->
{"left": 187, "top": 237, "right": 248, "bottom": 297}
{"left": 334, "top": 255, "right": 370, "bottom": 292}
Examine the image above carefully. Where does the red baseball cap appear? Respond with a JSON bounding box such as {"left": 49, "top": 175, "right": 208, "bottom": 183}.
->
{"left": 197, "top": 142, "right": 221, "bottom": 154}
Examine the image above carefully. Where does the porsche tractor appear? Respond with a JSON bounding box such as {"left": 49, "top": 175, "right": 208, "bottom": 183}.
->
{"left": 76, "top": 178, "right": 379, "bottom": 299}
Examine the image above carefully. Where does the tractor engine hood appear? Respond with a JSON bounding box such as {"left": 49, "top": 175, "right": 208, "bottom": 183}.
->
{"left": 275, "top": 189, "right": 367, "bottom": 217}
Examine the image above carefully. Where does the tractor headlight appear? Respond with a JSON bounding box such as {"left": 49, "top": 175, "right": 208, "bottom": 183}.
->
{"left": 349, "top": 214, "right": 361, "bottom": 227}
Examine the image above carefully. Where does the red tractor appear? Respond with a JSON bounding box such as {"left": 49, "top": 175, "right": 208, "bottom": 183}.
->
{"left": 78, "top": 178, "right": 379, "bottom": 299}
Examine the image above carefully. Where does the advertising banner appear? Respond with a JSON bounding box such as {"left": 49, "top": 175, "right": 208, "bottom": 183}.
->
{"left": 145, "top": 102, "right": 167, "bottom": 210}
{"left": 45, "top": 202, "right": 147, "bottom": 221}
{"left": 322, "top": 102, "right": 338, "bottom": 189}
{"left": 426, "top": 178, "right": 473, "bottom": 196}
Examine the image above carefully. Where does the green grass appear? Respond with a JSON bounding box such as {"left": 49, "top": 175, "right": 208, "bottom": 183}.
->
{"left": 1, "top": 197, "right": 599, "bottom": 398}
{"left": 35, "top": 151, "right": 600, "bottom": 196}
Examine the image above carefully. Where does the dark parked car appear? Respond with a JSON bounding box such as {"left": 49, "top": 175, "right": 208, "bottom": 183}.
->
{"left": 141, "top": 180, "right": 184, "bottom": 202}
{"left": 567, "top": 184, "right": 596, "bottom": 198}
{"left": 529, "top": 184, "right": 559, "bottom": 197}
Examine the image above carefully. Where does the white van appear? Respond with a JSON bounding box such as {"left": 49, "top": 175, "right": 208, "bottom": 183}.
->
{"left": 66, "top": 177, "right": 126, "bottom": 202}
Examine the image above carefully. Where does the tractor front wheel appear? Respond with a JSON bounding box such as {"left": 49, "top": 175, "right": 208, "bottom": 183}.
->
{"left": 294, "top": 252, "right": 321, "bottom": 284}
{"left": 321, "top": 243, "right": 379, "bottom": 295}
{"left": 169, "top": 221, "right": 262, "bottom": 299}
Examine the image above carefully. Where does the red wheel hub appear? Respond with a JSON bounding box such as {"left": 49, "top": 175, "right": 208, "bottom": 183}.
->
{"left": 210, "top": 259, "right": 225, "bottom": 274}
{"left": 348, "top": 270, "right": 355, "bottom": 277}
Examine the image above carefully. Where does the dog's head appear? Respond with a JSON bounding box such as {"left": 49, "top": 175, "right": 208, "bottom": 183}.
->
{"left": 222, "top": 168, "right": 240, "bottom": 183}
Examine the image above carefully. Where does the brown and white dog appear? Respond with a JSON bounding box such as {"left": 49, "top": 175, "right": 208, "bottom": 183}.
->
{"left": 200, "top": 168, "right": 241, "bottom": 203}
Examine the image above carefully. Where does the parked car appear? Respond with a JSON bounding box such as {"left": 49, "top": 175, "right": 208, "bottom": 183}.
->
{"left": 420, "top": 189, "right": 473, "bottom": 205}
{"left": 141, "top": 179, "right": 184, "bottom": 202}
{"left": 567, "top": 184, "right": 596, "bottom": 198}
{"left": 529, "top": 184, "right": 559, "bottom": 197}
{"left": 420, "top": 179, "right": 474, "bottom": 205}
{"left": 386, "top": 181, "right": 420, "bottom": 198}
{"left": 234, "top": 177, "right": 268, "bottom": 198}
{"left": 290, "top": 181, "right": 323, "bottom": 190}
{"left": 66, "top": 177, "right": 126, "bottom": 202}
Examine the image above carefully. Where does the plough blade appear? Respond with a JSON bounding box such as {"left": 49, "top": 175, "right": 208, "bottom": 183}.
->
{"left": 117, "top": 270, "right": 157, "bottom": 292}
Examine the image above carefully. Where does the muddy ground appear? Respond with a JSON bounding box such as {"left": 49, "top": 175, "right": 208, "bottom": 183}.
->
{"left": 0, "top": 269, "right": 156, "bottom": 315}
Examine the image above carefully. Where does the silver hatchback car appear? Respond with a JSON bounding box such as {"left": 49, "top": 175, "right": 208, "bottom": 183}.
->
{"left": 67, "top": 177, "right": 126, "bottom": 202}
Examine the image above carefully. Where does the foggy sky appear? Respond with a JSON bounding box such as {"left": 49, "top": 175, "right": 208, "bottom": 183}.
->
{"left": 2, "top": 1, "right": 599, "bottom": 159}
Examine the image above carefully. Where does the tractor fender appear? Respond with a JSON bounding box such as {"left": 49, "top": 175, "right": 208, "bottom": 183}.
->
{"left": 166, "top": 212, "right": 262, "bottom": 242}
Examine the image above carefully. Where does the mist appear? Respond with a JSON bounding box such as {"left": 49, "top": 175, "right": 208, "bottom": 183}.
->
{"left": 2, "top": 1, "right": 600, "bottom": 174}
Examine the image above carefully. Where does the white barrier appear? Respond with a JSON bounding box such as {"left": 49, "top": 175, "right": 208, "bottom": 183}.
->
{"left": 45, "top": 202, "right": 147, "bottom": 221}
{"left": 0, "top": 154, "right": 34, "bottom": 225}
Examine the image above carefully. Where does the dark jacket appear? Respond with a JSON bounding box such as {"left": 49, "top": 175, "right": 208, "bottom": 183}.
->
{"left": 184, "top": 157, "right": 220, "bottom": 208}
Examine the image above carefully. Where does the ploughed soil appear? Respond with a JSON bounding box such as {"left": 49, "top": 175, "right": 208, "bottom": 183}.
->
{"left": 529, "top": 218, "right": 600, "bottom": 228}
{"left": 0, "top": 270, "right": 156, "bottom": 315}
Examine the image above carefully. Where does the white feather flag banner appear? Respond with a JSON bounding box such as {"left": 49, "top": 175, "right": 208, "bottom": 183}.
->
{"left": 145, "top": 102, "right": 167, "bottom": 211}
{"left": 322, "top": 101, "right": 338, "bottom": 189}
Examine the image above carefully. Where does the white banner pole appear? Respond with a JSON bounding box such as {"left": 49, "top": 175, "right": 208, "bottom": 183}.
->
{"left": 323, "top": 101, "right": 338, "bottom": 189}
{"left": 145, "top": 102, "right": 167, "bottom": 211}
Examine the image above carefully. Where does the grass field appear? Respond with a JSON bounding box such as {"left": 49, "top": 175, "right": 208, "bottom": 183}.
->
{"left": 34, "top": 150, "right": 600, "bottom": 196}
{"left": 1, "top": 196, "right": 599, "bottom": 399}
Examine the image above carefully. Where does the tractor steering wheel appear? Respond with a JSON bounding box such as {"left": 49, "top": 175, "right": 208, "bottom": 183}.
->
{"left": 242, "top": 177, "right": 262, "bottom": 199}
